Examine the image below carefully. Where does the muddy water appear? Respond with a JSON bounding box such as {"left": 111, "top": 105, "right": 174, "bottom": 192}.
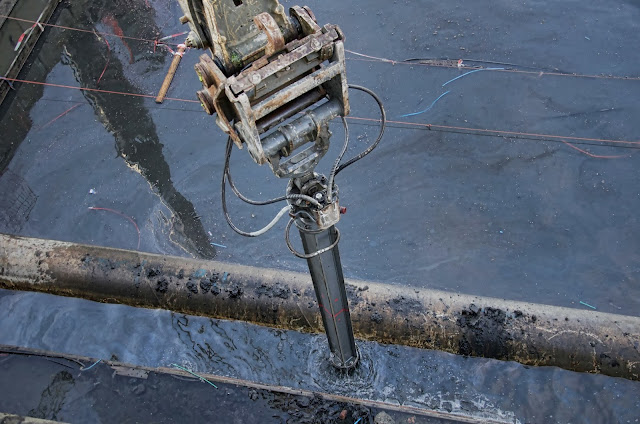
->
{"left": 0, "top": 289, "right": 638, "bottom": 423}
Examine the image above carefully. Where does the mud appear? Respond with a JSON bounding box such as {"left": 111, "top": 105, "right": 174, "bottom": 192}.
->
{"left": 199, "top": 278, "right": 212, "bottom": 292}
{"left": 257, "top": 282, "right": 292, "bottom": 299}
{"left": 456, "top": 305, "right": 511, "bottom": 358}
{"left": 155, "top": 277, "right": 168, "bottom": 293}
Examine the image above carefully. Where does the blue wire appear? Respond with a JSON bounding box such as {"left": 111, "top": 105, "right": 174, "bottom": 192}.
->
{"left": 171, "top": 363, "right": 218, "bottom": 389}
{"left": 579, "top": 301, "right": 597, "bottom": 310}
{"left": 354, "top": 418, "right": 362, "bottom": 424}
{"left": 400, "top": 91, "right": 450, "bottom": 118}
{"left": 442, "top": 67, "right": 504, "bottom": 87}
{"left": 81, "top": 359, "right": 101, "bottom": 371}
{"left": 210, "top": 242, "right": 227, "bottom": 248}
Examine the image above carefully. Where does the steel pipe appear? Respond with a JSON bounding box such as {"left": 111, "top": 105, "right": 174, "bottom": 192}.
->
{"left": 1, "top": 234, "right": 639, "bottom": 380}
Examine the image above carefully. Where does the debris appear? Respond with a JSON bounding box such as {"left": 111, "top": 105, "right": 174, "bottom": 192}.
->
{"left": 585, "top": 36, "right": 591, "bottom": 41}
{"left": 89, "top": 188, "right": 96, "bottom": 194}
{"left": 339, "top": 409, "right": 347, "bottom": 420}
{"left": 579, "top": 301, "right": 596, "bottom": 310}
{"left": 374, "top": 411, "right": 395, "bottom": 424}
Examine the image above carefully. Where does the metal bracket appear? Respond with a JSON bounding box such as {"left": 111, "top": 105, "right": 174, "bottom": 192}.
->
{"left": 194, "top": 8, "right": 349, "bottom": 179}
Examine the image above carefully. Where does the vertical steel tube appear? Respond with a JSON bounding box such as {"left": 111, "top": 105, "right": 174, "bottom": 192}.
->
{"left": 299, "top": 225, "right": 359, "bottom": 369}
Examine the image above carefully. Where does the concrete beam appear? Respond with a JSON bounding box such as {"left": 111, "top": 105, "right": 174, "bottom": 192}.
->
{"left": 0, "top": 233, "right": 638, "bottom": 380}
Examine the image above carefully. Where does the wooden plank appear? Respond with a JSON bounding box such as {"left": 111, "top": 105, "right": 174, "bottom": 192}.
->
{"left": 0, "top": 0, "right": 61, "bottom": 106}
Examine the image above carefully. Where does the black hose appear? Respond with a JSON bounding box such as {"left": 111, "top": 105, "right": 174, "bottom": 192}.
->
{"left": 327, "top": 116, "right": 349, "bottom": 201}
{"left": 336, "top": 85, "right": 386, "bottom": 175}
{"left": 222, "top": 138, "right": 289, "bottom": 237}
{"left": 226, "top": 164, "right": 287, "bottom": 206}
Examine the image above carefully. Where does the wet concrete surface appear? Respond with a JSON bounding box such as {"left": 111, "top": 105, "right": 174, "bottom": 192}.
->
{"left": 0, "top": 0, "right": 639, "bottom": 315}
{"left": 0, "top": 289, "right": 638, "bottom": 423}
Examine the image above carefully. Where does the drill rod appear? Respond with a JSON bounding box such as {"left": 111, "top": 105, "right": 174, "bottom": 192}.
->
{"left": 299, "top": 225, "right": 359, "bottom": 369}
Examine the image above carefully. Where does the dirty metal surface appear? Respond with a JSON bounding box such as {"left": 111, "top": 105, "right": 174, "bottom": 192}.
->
{"left": 1, "top": 233, "right": 639, "bottom": 380}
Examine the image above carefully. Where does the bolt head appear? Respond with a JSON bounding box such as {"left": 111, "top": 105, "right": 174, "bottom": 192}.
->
{"left": 251, "top": 73, "right": 262, "bottom": 84}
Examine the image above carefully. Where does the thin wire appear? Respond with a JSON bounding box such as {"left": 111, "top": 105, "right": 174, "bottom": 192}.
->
{"left": 171, "top": 363, "right": 218, "bottom": 389}
{"left": 561, "top": 140, "right": 627, "bottom": 159}
{"left": 336, "top": 85, "right": 387, "bottom": 174}
{"left": 346, "top": 116, "right": 640, "bottom": 147}
{"left": 327, "top": 116, "right": 349, "bottom": 202}
{"left": 441, "top": 68, "right": 504, "bottom": 87}
{"left": 96, "top": 34, "right": 111, "bottom": 86}
{"left": 39, "top": 103, "right": 83, "bottom": 129}
{"left": 7, "top": 76, "right": 639, "bottom": 151}
{"left": 400, "top": 91, "right": 449, "bottom": 118}
{"left": 0, "top": 14, "right": 179, "bottom": 46}
{"left": 80, "top": 359, "right": 101, "bottom": 371}
{"left": 345, "top": 52, "right": 640, "bottom": 82}
{"left": 88, "top": 207, "right": 141, "bottom": 250}
{"left": 3, "top": 77, "right": 199, "bottom": 103}
{"left": 403, "top": 57, "right": 560, "bottom": 72}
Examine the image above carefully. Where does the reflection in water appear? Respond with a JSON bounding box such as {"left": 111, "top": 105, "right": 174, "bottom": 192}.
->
{"left": 0, "top": 0, "right": 215, "bottom": 258}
